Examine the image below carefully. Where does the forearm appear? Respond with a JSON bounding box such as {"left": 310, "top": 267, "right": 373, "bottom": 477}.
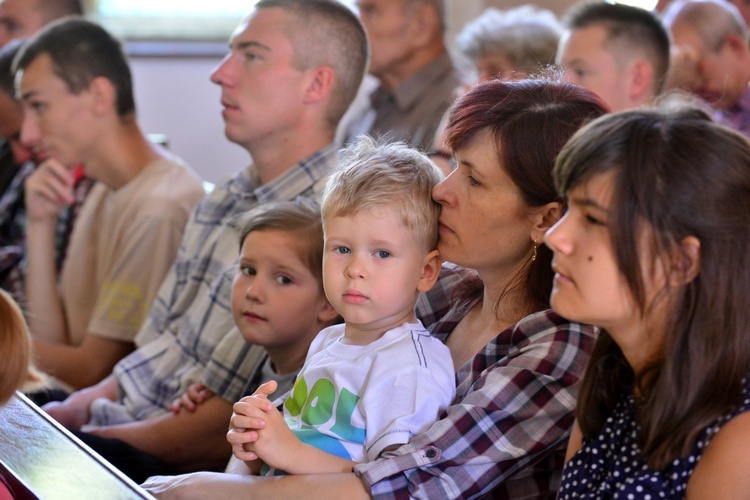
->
{"left": 282, "top": 443, "right": 358, "bottom": 475}
{"left": 143, "top": 471, "right": 371, "bottom": 500}
{"left": 32, "top": 335, "right": 132, "bottom": 390}
{"left": 43, "top": 375, "right": 119, "bottom": 429}
{"left": 25, "top": 219, "right": 67, "bottom": 342}
{"left": 90, "top": 396, "right": 234, "bottom": 471}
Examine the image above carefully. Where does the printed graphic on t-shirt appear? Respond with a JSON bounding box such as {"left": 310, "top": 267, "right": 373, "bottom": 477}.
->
{"left": 284, "top": 375, "right": 365, "bottom": 459}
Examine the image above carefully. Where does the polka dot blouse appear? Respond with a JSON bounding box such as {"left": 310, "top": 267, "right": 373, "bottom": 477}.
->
{"left": 558, "top": 376, "right": 750, "bottom": 498}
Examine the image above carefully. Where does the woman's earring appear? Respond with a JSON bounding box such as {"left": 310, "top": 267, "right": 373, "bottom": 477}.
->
{"left": 531, "top": 239, "right": 538, "bottom": 262}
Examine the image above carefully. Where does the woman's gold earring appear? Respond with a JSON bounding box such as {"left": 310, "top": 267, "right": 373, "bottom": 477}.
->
{"left": 531, "top": 240, "right": 538, "bottom": 262}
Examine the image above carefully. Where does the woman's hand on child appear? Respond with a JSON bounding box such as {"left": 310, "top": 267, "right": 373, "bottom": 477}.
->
{"left": 169, "top": 383, "right": 215, "bottom": 413}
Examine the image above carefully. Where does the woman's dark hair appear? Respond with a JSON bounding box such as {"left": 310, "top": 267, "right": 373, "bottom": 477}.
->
{"left": 554, "top": 106, "right": 750, "bottom": 470}
{"left": 445, "top": 78, "right": 608, "bottom": 316}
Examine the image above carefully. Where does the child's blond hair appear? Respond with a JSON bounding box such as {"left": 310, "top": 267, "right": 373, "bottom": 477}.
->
{"left": 322, "top": 137, "right": 444, "bottom": 251}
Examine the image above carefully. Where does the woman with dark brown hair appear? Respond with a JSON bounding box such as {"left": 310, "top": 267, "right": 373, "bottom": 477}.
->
{"left": 144, "top": 78, "right": 608, "bottom": 498}
{"left": 546, "top": 107, "right": 750, "bottom": 497}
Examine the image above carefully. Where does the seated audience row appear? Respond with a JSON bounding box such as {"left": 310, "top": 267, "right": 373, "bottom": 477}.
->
{"left": 2, "top": 0, "right": 750, "bottom": 498}
{"left": 45, "top": 1, "right": 603, "bottom": 495}
{"left": 140, "top": 1, "right": 750, "bottom": 497}
{"left": 139, "top": 13, "right": 608, "bottom": 490}
{"left": 145, "top": 90, "right": 750, "bottom": 500}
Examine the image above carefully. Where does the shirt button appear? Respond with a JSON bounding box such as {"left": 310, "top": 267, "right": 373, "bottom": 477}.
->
{"left": 425, "top": 448, "right": 437, "bottom": 459}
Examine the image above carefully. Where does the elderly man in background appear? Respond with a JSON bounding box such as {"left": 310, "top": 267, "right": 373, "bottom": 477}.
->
{"left": 663, "top": 0, "right": 750, "bottom": 136}
{"left": 343, "top": 0, "right": 461, "bottom": 152}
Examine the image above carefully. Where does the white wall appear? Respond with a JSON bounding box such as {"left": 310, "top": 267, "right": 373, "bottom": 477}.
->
{"left": 131, "top": 56, "right": 249, "bottom": 184}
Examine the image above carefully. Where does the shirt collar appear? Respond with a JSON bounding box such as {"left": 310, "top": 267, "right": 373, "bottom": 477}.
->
{"left": 227, "top": 143, "right": 338, "bottom": 205}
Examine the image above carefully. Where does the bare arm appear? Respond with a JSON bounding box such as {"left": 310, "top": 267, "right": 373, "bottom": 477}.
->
{"left": 169, "top": 384, "right": 214, "bottom": 413}
{"left": 24, "top": 159, "right": 74, "bottom": 343}
{"left": 85, "top": 394, "right": 234, "bottom": 471}
{"left": 142, "top": 471, "right": 371, "bottom": 500}
{"left": 32, "top": 335, "right": 133, "bottom": 390}
{"left": 43, "top": 375, "right": 119, "bottom": 429}
{"left": 687, "top": 412, "right": 750, "bottom": 499}
{"left": 280, "top": 444, "right": 357, "bottom": 474}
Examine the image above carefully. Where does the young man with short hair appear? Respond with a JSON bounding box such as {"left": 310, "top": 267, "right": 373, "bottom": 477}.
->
{"left": 557, "top": 2, "right": 670, "bottom": 111}
{"left": 18, "top": 18, "right": 204, "bottom": 390}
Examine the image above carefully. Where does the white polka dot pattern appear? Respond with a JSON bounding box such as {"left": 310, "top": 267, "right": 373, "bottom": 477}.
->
{"left": 558, "top": 377, "right": 750, "bottom": 498}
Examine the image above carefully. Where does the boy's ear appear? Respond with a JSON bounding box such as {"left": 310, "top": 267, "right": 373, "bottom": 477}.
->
{"left": 417, "top": 249, "right": 441, "bottom": 293}
{"left": 317, "top": 299, "right": 340, "bottom": 326}
{"left": 530, "top": 201, "right": 563, "bottom": 244}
